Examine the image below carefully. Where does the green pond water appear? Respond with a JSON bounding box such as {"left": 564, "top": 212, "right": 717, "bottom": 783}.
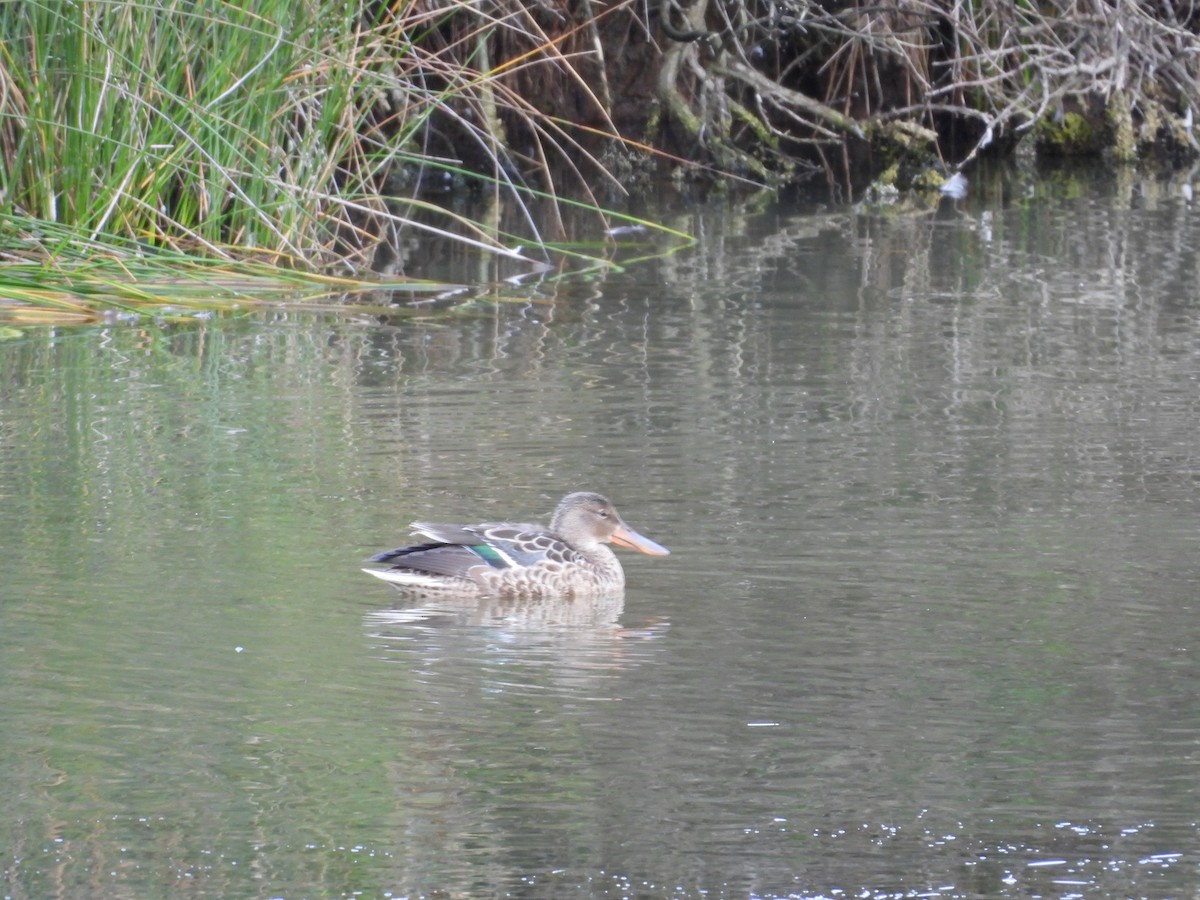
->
{"left": 4, "top": 175, "right": 1200, "bottom": 898}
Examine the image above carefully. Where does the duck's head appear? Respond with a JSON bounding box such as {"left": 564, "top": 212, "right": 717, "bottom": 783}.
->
{"left": 551, "top": 491, "right": 670, "bottom": 556}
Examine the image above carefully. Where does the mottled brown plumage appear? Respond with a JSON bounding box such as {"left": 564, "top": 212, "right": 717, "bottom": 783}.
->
{"left": 363, "top": 492, "right": 669, "bottom": 599}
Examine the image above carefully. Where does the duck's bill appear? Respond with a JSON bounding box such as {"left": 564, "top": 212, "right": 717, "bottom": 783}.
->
{"left": 611, "top": 523, "right": 670, "bottom": 556}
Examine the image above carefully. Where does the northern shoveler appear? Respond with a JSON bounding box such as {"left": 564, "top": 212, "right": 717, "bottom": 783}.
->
{"left": 362, "top": 491, "right": 669, "bottom": 599}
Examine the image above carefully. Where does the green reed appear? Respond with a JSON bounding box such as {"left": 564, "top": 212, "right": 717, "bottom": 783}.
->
{"left": 0, "top": 0, "right": 374, "bottom": 259}
{"left": 0, "top": 0, "right": 678, "bottom": 323}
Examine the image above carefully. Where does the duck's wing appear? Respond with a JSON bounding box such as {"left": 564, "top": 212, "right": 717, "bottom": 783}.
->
{"left": 366, "top": 541, "right": 485, "bottom": 578}
{"left": 465, "top": 525, "right": 581, "bottom": 569}
{"left": 367, "top": 522, "right": 571, "bottom": 578}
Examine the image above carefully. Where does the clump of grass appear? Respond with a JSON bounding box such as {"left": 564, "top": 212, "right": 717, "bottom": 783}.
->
{"left": 0, "top": 0, "right": 651, "bottom": 283}
{"left": 0, "top": 0, "right": 379, "bottom": 265}
{"left": 0, "top": 216, "right": 460, "bottom": 324}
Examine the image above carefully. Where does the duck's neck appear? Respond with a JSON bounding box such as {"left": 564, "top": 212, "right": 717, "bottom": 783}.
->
{"left": 578, "top": 543, "right": 625, "bottom": 587}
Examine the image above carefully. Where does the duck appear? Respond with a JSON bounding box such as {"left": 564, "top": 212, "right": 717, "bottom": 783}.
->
{"left": 362, "top": 491, "right": 669, "bottom": 599}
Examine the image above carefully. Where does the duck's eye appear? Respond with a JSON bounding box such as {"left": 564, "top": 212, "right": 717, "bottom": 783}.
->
{"left": 597, "top": 510, "right": 609, "bottom": 518}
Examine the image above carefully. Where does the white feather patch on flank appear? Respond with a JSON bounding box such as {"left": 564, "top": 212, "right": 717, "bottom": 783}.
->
{"left": 362, "top": 567, "right": 450, "bottom": 586}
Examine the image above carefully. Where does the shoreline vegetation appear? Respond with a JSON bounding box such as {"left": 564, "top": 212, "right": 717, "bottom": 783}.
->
{"left": 1, "top": 0, "right": 1197, "bottom": 323}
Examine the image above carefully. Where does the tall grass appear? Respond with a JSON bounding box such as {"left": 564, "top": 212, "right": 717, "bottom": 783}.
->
{"left": 2, "top": 0, "right": 366, "bottom": 263}
{"left": 0, "top": 0, "right": 620, "bottom": 285}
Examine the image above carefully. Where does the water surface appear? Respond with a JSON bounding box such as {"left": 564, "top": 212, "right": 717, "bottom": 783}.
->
{"left": 4, "top": 174, "right": 1200, "bottom": 898}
